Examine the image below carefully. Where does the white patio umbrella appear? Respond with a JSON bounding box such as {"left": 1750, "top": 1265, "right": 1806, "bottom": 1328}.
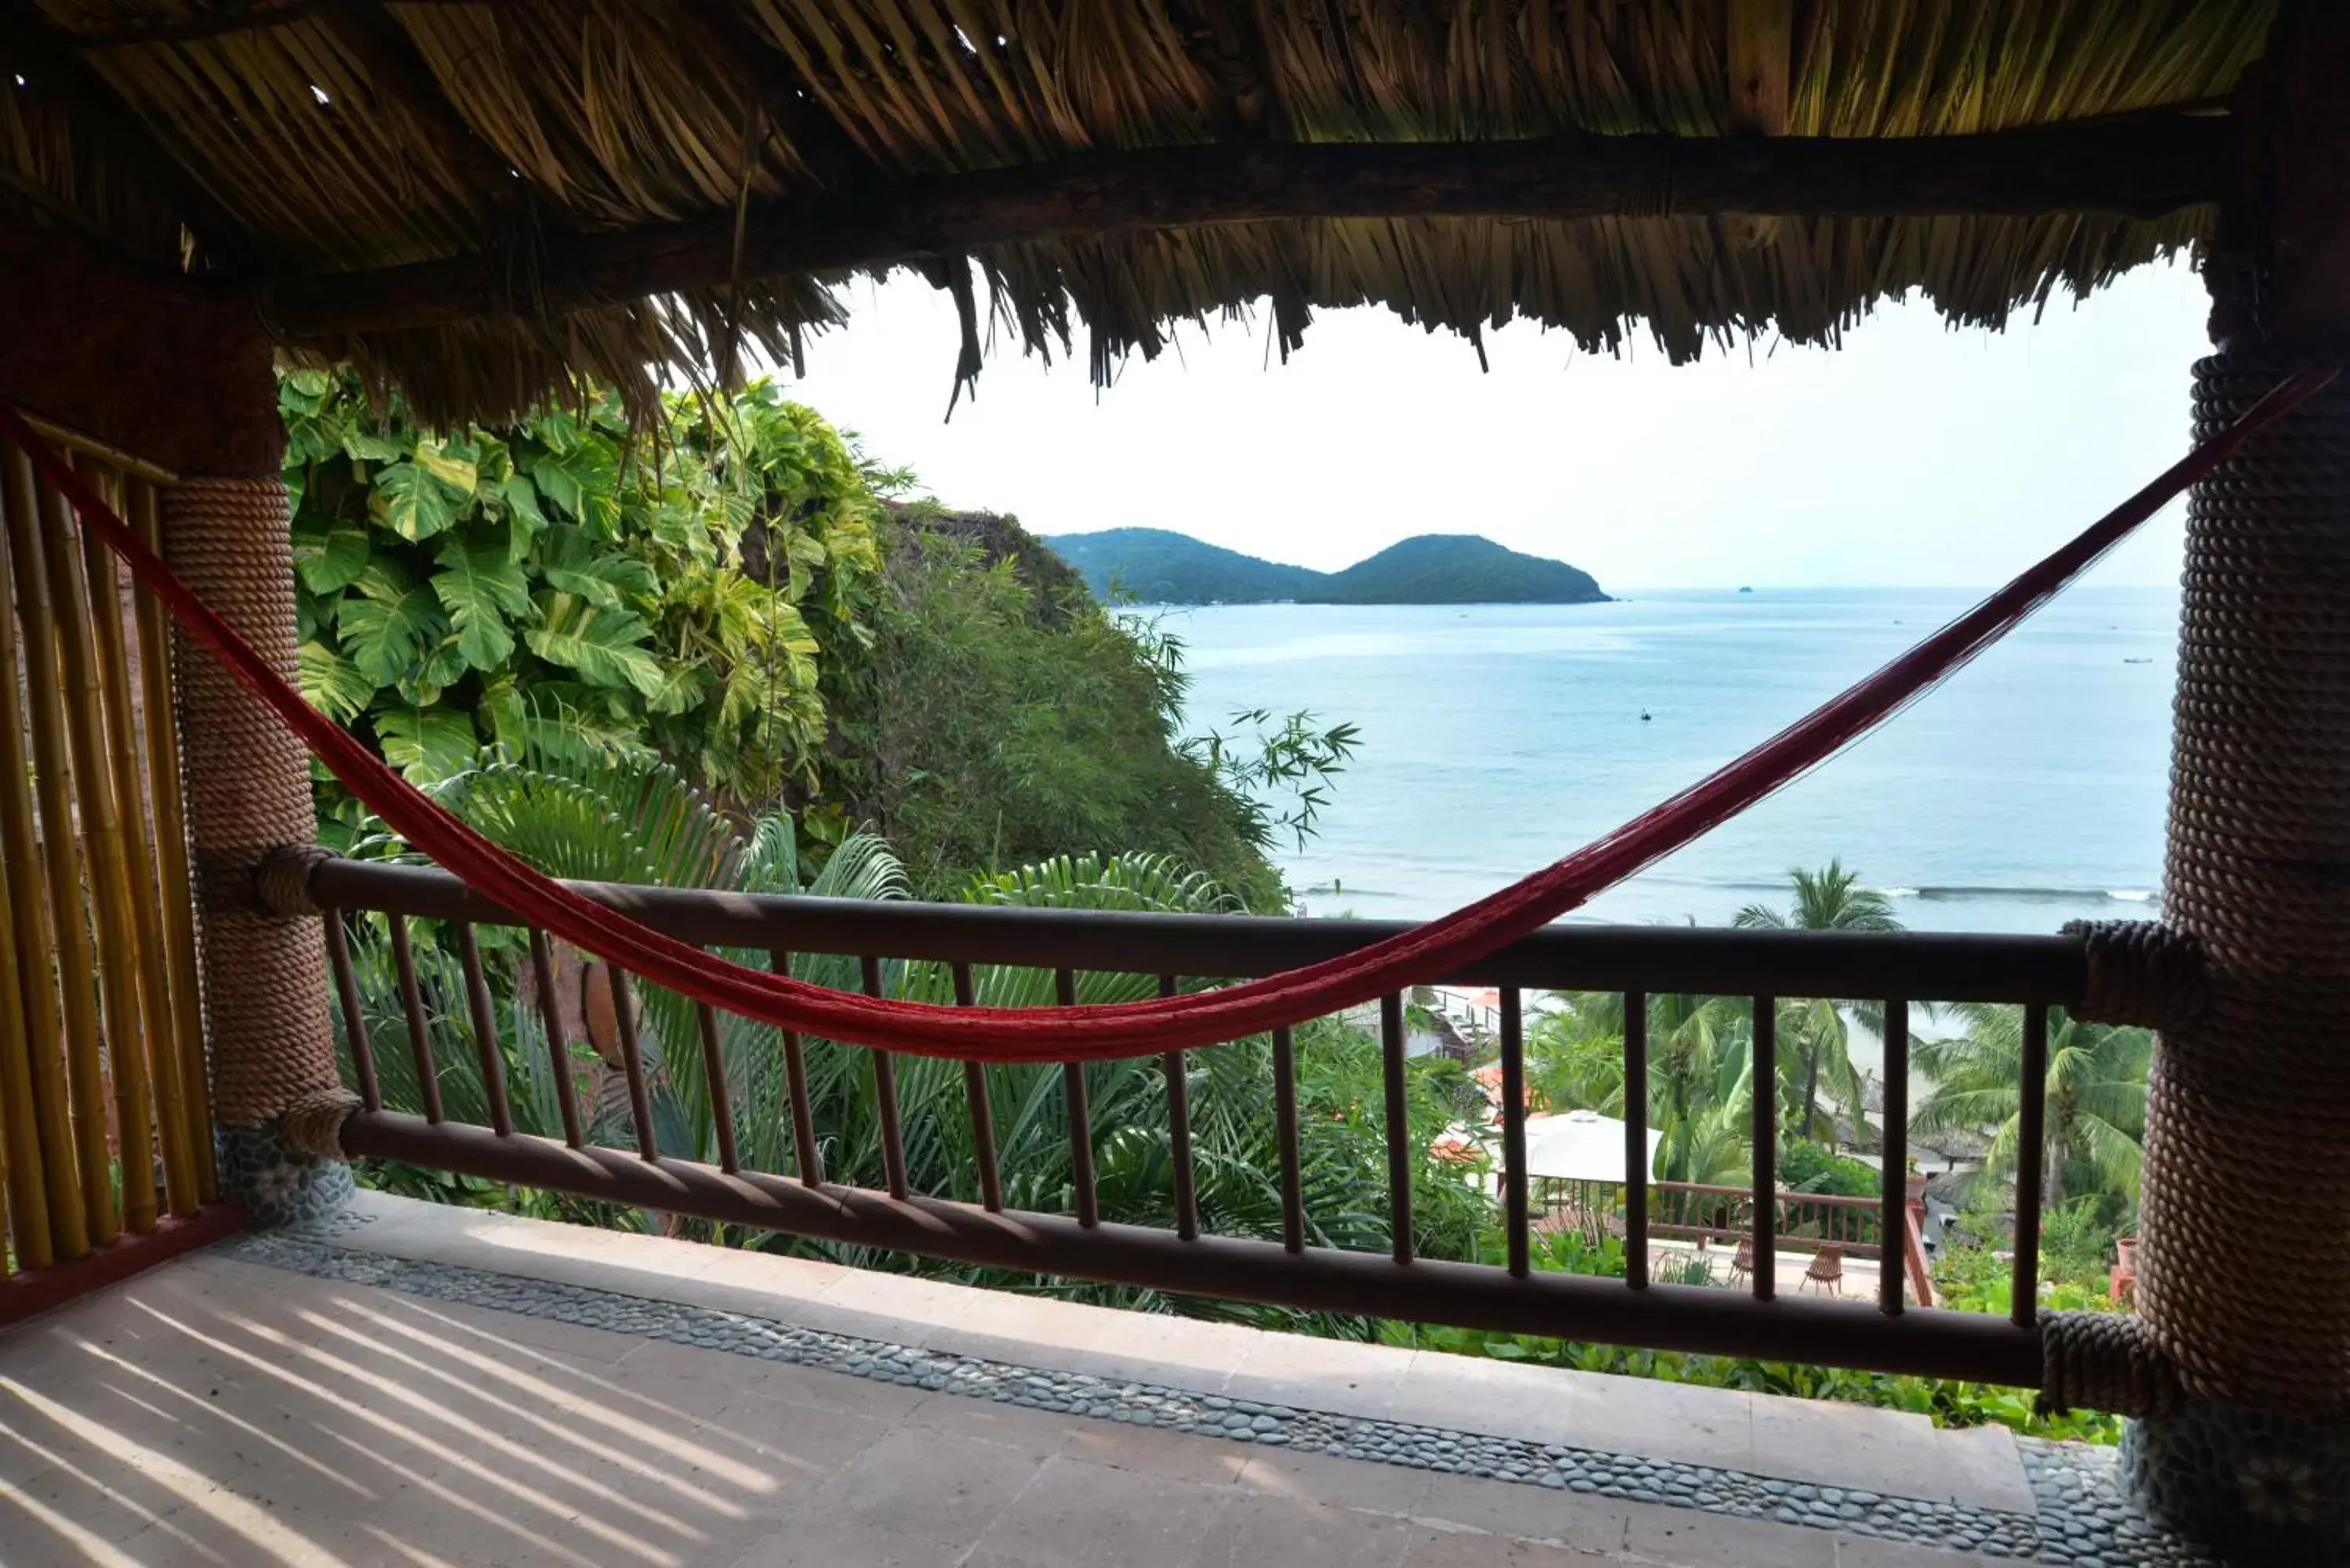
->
{"left": 1520, "top": 1109, "right": 1667, "bottom": 1243}
{"left": 1521, "top": 1108, "right": 1664, "bottom": 1184}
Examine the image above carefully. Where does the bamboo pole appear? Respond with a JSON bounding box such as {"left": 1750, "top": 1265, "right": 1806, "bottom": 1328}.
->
{"left": 0, "top": 456, "right": 67, "bottom": 1268}
{"left": 129, "top": 479, "right": 215, "bottom": 1202}
{"left": 37, "top": 462, "right": 160, "bottom": 1233}
{"left": 0, "top": 864, "right": 45, "bottom": 1271}
{"left": 84, "top": 472, "right": 197, "bottom": 1217}
{"left": 0, "top": 453, "right": 81, "bottom": 1260}
{"left": 0, "top": 447, "right": 110, "bottom": 1245}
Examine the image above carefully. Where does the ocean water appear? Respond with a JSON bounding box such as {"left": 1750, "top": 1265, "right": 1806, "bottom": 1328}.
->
{"left": 1164, "top": 587, "right": 2179, "bottom": 934}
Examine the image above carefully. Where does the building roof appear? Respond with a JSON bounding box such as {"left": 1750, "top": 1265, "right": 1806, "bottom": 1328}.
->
{"left": 0, "top": 2, "right": 2273, "bottom": 422}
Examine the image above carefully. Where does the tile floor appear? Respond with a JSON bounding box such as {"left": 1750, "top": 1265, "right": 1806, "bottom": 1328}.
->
{"left": 0, "top": 1196, "right": 2055, "bottom": 1567}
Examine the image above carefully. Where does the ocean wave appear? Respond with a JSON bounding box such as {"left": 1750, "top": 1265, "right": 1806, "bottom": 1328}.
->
{"left": 1900, "top": 885, "right": 2162, "bottom": 905}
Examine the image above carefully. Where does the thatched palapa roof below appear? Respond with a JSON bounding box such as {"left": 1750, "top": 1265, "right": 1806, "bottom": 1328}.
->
{"left": 0, "top": 2, "right": 2279, "bottom": 425}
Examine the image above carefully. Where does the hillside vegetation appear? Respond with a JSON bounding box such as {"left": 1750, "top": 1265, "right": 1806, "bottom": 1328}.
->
{"left": 1045, "top": 527, "right": 1607, "bottom": 605}
{"left": 281, "top": 374, "right": 1343, "bottom": 903}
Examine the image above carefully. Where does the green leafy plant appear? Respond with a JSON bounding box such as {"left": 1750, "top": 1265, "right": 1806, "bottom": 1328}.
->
{"left": 283, "top": 370, "right": 882, "bottom": 822}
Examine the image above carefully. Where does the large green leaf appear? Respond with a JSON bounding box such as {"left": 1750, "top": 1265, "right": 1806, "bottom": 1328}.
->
{"left": 296, "top": 640, "right": 375, "bottom": 722}
{"left": 538, "top": 525, "right": 658, "bottom": 607}
{"left": 370, "top": 459, "right": 469, "bottom": 542}
{"left": 415, "top": 439, "right": 480, "bottom": 497}
{"left": 375, "top": 706, "right": 481, "bottom": 784}
{"left": 291, "top": 518, "right": 372, "bottom": 594}
{"left": 501, "top": 473, "right": 549, "bottom": 556}
{"left": 524, "top": 439, "right": 620, "bottom": 536}
{"left": 526, "top": 593, "right": 664, "bottom": 697}
{"left": 432, "top": 536, "right": 533, "bottom": 671}
{"left": 339, "top": 563, "right": 450, "bottom": 687}
{"left": 342, "top": 427, "right": 407, "bottom": 463}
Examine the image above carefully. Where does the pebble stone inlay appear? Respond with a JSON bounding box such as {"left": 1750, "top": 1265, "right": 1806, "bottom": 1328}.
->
{"left": 212, "top": 1221, "right": 2216, "bottom": 1565}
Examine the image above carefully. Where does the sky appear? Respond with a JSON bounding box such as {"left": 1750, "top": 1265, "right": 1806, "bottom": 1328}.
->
{"left": 781, "top": 256, "right": 2216, "bottom": 591}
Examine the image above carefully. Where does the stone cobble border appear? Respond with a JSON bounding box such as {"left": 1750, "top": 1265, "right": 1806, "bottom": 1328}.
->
{"left": 215, "top": 1223, "right": 2214, "bottom": 1565}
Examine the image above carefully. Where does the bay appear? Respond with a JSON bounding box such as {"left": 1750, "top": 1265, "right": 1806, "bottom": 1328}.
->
{"left": 1166, "top": 586, "right": 2178, "bottom": 935}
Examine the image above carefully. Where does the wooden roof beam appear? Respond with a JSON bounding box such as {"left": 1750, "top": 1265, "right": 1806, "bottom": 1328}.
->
{"left": 272, "top": 110, "right": 2234, "bottom": 339}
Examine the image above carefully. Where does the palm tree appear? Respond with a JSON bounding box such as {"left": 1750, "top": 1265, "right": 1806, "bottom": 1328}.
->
{"left": 1911, "top": 1003, "right": 2150, "bottom": 1206}
{"left": 1732, "top": 861, "right": 1900, "bottom": 1147}
{"left": 1527, "top": 990, "right": 1755, "bottom": 1186}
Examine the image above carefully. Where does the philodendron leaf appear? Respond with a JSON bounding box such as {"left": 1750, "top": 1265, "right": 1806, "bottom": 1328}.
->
{"left": 539, "top": 525, "right": 658, "bottom": 607}
{"left": 501, "top": 474, "right": 549, "bottom": 555}
{"left": 374, "top": 705, "right": 481, "bottom": 784}
{"left": 526, "top": 592, "right": 664, "bottom": 698}
{"left": 370, "top": 458, "right": 468, "bottom": 541}
{"left": 432, "top": 537, "right": 533, "bottom": 671}
{"left": 415, "top": 438, "right": 480, "bottom": 497}
{"left": 524, "top": 439, "right": 620, "bottom": 536}
{"left": 296, "top": 639, "right": 375, "bottom": 722}
{"left": 340, "top": 562, "right": 450, "bottom": 687}
{"left": 291, "top": 518, "right": 371, "bottom": 593}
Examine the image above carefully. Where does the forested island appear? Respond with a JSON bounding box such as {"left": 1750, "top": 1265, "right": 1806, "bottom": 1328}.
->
{"left": 1043, "top": 528, "right": 1609, "bottom": 605}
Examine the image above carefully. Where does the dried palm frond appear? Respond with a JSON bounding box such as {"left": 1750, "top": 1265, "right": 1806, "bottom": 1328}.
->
{"left": 9, "top": 0, "right": 2276, "bottom": 425}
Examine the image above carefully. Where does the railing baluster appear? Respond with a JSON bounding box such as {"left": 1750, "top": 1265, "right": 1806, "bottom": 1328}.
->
{"left": 1056, "top": 968, "right": 1097, "bottom": 1227}
{"left": 526, "top": 930, "right": 584, "bottom": 1147}
{"left": 862, "top": 954, "right": 908, "bottom": 1199}
{"left": 606, "top": 966, "right": 659, "bottom": 1160}
{"left": 772, "top": 950, "right": 822, "bottom": 1187}
{"left": 1383, "top": 992, "right": 1418, "bottom": 1266}
{"left": 1273, "top": 1024, "right": 1305, "bottom": 1254}
{"left": 387, "top": 914, "right": 442, "bottom": 1124}
{"left": 696, "top": 995, "right": 739, "bottom": 1174}
{"left": 322, "top": 908, "right": 379, "bottom": 1112}
{"left": 2012, "top": 1003, "right": 2050, "bottom": 1328}
{"left": 455, "top": 923, "right": 512, "bottom": 1138}
{"left": 1160, "top": 974, "right": 1198, "bottom": 1241}
{"left": 1751, "top": 995, "right": 1777, "bottom": 1301}
{"left": 1498, "top": 990, "right": 1529, "bottom": 1278}
{"left": 1878, "top": 1002, "right": 1910, "bottom": 1314}
{"left": 1624, "top": 990, "right": 1650, "bottom": 1288}
{"left": 954, "top": 963, "right": 1001, "bottom": 1211}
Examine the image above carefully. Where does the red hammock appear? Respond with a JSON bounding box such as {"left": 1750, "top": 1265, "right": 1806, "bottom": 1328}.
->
{"left": 0, "top": 366, "right": 2330, "bottom": 1064}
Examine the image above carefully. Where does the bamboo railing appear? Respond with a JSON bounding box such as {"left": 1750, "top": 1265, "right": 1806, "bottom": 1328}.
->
{"left": 0, "top": 421, "right": 213, "bottom": 1281}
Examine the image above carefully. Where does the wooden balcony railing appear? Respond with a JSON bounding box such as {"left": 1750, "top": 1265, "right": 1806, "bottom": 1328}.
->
{"left": 306, "top": 858, "right": 2073, "bottom": 1387}
{"left": 1647, "top": 1180, "right": 1888, "bottom": 1259}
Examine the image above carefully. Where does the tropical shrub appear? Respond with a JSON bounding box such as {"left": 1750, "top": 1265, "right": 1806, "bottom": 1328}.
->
{"left": 283, "top": 370, "right": 883, "bottom": 823}
{"left": 1390, "top": 1236, "right": 2124, "bottom": 1444}
{"left": 1778, "top": 1142, "right": 1878, "bottom": 1198}
{"left": 826, "top": 508, "right": 1353, "bottom": 904}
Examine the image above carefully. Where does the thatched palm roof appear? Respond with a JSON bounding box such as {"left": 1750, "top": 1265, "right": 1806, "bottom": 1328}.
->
{"left": 0, "top": 2, "right": 2275, "bottom": 423}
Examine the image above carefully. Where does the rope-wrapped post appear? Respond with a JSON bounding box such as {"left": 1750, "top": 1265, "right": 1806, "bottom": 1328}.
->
{"left": 2110, "top": 353, "right": 2350, "bottom": 1563}
{"left": 164, "top": 479, "right": 356, "bottom": 1225}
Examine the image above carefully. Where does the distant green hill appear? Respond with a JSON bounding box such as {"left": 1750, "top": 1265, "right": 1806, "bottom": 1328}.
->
{"left": 1043, "top": 529, "right": 1324, "bottom": 605}
{"left": 1043, "top": 528, "right": 1607, "bottom": 606}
